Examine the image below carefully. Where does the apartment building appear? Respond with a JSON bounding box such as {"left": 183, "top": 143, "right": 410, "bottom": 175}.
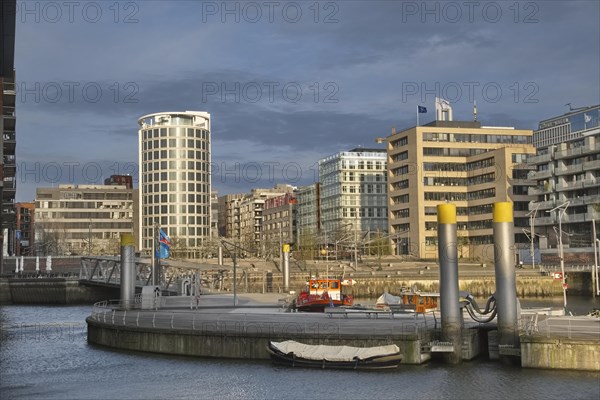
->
{"left": 529, "top": 105, "right": 600, "bottom": 263}
{"left": 218, "top": 185, "right": 295, "bottom": 255}
{"left": 15, "top": 202, "right": 34, "bottom": 256}
{"left": 387, "top": 120, "right": 535, "bottom": 260}
{"left": 262, "top": 193, "right": 297, "bottom": 258}
{"left": 1, "top": 0, "right": 17, "bottom": 269}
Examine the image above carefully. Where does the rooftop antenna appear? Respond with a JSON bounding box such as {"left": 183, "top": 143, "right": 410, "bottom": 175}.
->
{"left": 473, "top": 100, "right": 478, "bottom": 122}
{"left": 565, "top": 103, "right": 587, "bottom": 113}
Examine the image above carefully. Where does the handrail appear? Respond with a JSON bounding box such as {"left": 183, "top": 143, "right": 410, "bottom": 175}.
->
{"left": 89, "top": 301, "right": 430, "bottom": 339}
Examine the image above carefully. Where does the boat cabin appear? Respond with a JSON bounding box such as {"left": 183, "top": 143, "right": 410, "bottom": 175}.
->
{"left": 400, "top": 291, "right": 439, "bottom": 313}
{"left": 306, "top": 278, "right": 342, "bottom": 301}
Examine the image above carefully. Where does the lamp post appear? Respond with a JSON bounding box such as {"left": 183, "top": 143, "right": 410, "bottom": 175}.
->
{"left": 527, "top": 201, "right": 540, "bottom": 270}
{"left": 596, "top": 238, "right": 600, "bottom": 296}
{"left": 88, "top": 219, "right": 93, "bottom": 256}
{"left": 548, "top": 201, "right": 569, "bottom": 313}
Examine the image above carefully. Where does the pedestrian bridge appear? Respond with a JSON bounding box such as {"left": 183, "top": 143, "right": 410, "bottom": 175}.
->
{"left": 79, "top": 256, "right": 231, "bottom": 292}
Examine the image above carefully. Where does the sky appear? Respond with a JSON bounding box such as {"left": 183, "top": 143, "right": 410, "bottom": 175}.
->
{"left": 12, "top": 0, "right": 600, "bottom": 201}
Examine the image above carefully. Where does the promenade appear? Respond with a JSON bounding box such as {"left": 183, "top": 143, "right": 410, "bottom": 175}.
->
{"left": 87, "top": 293, "right": 600, "bottom": 370}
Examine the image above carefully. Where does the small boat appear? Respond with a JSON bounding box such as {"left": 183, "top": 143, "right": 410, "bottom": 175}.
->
{"left": 376, "top": 290, "right": 439, "bottom": 314}
{"left": 295, "top": 278, "right": 354, "bottom": 312}
{"left": 267, "top": 340, "right": 402, "bottom": 370}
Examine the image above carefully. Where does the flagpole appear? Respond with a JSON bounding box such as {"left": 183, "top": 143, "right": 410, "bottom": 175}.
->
{"left": 416, "top": 105, "right": 419, "bottom": 127}
{"left": 155, "top": 222, "right": 161, "bottom": 287}
{"left": 151, "top": 222, "right": 156, "bottom": 286}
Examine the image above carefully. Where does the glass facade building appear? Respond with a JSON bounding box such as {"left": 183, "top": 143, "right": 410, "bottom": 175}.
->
{"left": 138, "top": 111, "right": 211, "bottom": 252}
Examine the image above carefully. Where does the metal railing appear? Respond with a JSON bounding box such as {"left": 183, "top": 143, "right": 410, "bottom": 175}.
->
{"left": 520, "top": 314, "right": 600, "bottom": 338}
{"left": 90, "top": 299, "right": 432, "bottom": 339}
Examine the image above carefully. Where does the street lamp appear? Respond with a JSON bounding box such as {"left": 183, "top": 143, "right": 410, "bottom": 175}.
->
{"left": 547, "top": 201, "right": 570, "bottom": 313}
{"left": 527, "top": 201, "right": 540, "bottom": 270}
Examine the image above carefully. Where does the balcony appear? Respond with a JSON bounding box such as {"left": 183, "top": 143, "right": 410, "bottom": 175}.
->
{"left": 527, "top": 153, "right": 552, "bottom": 164}
{"left": 531, "top": 169, "right": 552, "bottom": 180}
{"left": 534, "top": 216, "right": 555, "bottom": 226}
{"left": 555, "top": 164, "right": 583, "bottom": 176}
{"left": 583, "top": 159, "right": 600, "bottom": 170}
{"left": 580, "top": 143, "right": 600, "bottom": 156}
{"left": 556, "top": 181, "right": 584, "bottom": 191}
{"left": 554, "top": 147, "right": 582, "bottom": 160}
{"left": 564, "top": 213, "right": 587, "bottom": 223}
{"left": 531, "top": 199, "right": 556, "bottom": 210}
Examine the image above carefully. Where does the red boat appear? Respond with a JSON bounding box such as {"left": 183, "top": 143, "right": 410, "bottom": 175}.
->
{"left": 295, "top": 278, "right": 354, "bottom": 312}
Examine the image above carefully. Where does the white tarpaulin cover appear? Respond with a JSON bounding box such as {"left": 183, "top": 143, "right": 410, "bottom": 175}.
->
{"left": 376, "top": 292, "right": 402, "bottom": 306}
{"left": 271, "top": 341, "right": 400, "bottom": 362}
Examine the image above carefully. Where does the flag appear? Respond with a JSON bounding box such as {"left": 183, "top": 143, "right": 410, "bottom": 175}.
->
{"left": 156, "top": 229, "right": 171, "bottom": 259}
{"left": 418, "top": 106, "right": 427, "bottom": 113}
{"left": 584, "top": 113, "right": 592, "bottom": 123}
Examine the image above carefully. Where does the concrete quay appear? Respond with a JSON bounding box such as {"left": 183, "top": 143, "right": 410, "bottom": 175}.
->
{"left": 86, "top": 293, "right": 600, "bottom": 370}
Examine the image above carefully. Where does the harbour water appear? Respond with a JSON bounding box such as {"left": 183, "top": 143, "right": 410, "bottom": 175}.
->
{"left": 1, "top": 299, "right": 599, "bottom": 400}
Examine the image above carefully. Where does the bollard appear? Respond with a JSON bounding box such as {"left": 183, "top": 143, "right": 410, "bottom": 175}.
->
{"left": 120, "top": 233, "right": 136, "bottom": 310}
{"left": 218, "top": 245, "right": 223, "bottom": 266}
{"left": 437, "top": 204, "right": 462, "bottom": 364}
{"left": 493, "top": 202, "right": 520, "bottom": 360}
{"left": 283, "top": 244, "right": 290, "bottom": 292}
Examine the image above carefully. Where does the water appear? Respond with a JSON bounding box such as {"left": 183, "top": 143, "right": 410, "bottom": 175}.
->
{"left": 1, "top": 301, "right": 599, "bottom": 400}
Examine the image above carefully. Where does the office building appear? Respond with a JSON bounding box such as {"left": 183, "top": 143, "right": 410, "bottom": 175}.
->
{"left": 319, "top": 148, "right": 388, "bottom": 236}
{"left": 34, "top": 184, "right": 134, "bottom": 256}
{"left": 295, "top": 183, "right": 321, "bottom": 259}
{"left": 387, "top": 119, "right": 535, "bottom": 260}
{"left": 138, "top": 111, "right": 211, "bottom": 253}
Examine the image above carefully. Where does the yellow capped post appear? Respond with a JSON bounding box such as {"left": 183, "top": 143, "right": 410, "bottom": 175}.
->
{"left": 120, "top": 233, "right": 135, "bottom": 247}
{"left": 437, "top": 204, "right": 457, "bottom": 224}
{"left": 493, "top": 202, "right": 513, "bottom": 223}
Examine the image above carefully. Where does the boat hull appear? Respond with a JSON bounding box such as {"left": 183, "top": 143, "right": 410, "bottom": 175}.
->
{"left": 266, "top": 343, "right": 402, "bottom": 370}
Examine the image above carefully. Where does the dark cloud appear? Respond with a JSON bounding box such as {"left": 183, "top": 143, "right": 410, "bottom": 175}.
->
{"left": 13, "top": 0, "right": 600, "bottom": 201}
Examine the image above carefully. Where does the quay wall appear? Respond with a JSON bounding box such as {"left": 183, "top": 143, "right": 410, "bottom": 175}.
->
{"left": 521, "top": 336, "right": 600, "bottom": 371}
{"left": 87, "top": 318, "right": 427, "bottom": 364}
{"left": 1, "top": 273, "right": 584, "bottom": 305}
{"left": 241, "top": 272, "right": 568, "bottom": 298}
{"left": 0, "top": 278, "right": 118, "bottom": 305}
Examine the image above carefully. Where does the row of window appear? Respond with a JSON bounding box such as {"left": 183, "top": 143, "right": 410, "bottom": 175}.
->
{"left": 143, "top": 149, "right": 209, "bottom": 162}
{"left": 38, "top": 221, "right": 132, "bottom": 230}
{"left": 143, "top": 138, "right": 209, "bottom": 151}
{"left": 422, "top": 132, "right": 530, "bottom": 144}
{"left": 424, "top": 235, "right": 495, "bottom": 245}
{"left": 143, "top": 193, "right": 210, "bottom": 204}
{"left": 144, "top": 171, "right": 209, "bottom": 182}
{"left": 142, "top": 183, "right": 210, "bottom": 194}
{"left": 423, "top": 188, "right": 496, "bottom": 201}
{"left": 143, "top": 217, "right": 209, "bottom": 228}
{"left": 142, "top": 128, "right": 209, "bottom": 140}
{"left": 341, "top": 207, "right": 386, "bottom": 218}
{"left": 340, "top": 159, "right": 386, "bottom": 170}
{"left": 36, "top": 201, "right": 132, "bottom": 209}
{"left": 424, "top": 205, "right": 492, "bottom": 216}
{"left": 341, "top": 184, "right": 386, "bottom": 194}
{"left": 144, "top": 202, "right": 209, "bottom": 213}
{"left": 143, "top": 160, "right": 211, "bottom": 173}
{"left": 425, "top": 220, "right": 493, "bottom": 231}
{"left": 423, "top": 147, "right": 488, "bottom": 157}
